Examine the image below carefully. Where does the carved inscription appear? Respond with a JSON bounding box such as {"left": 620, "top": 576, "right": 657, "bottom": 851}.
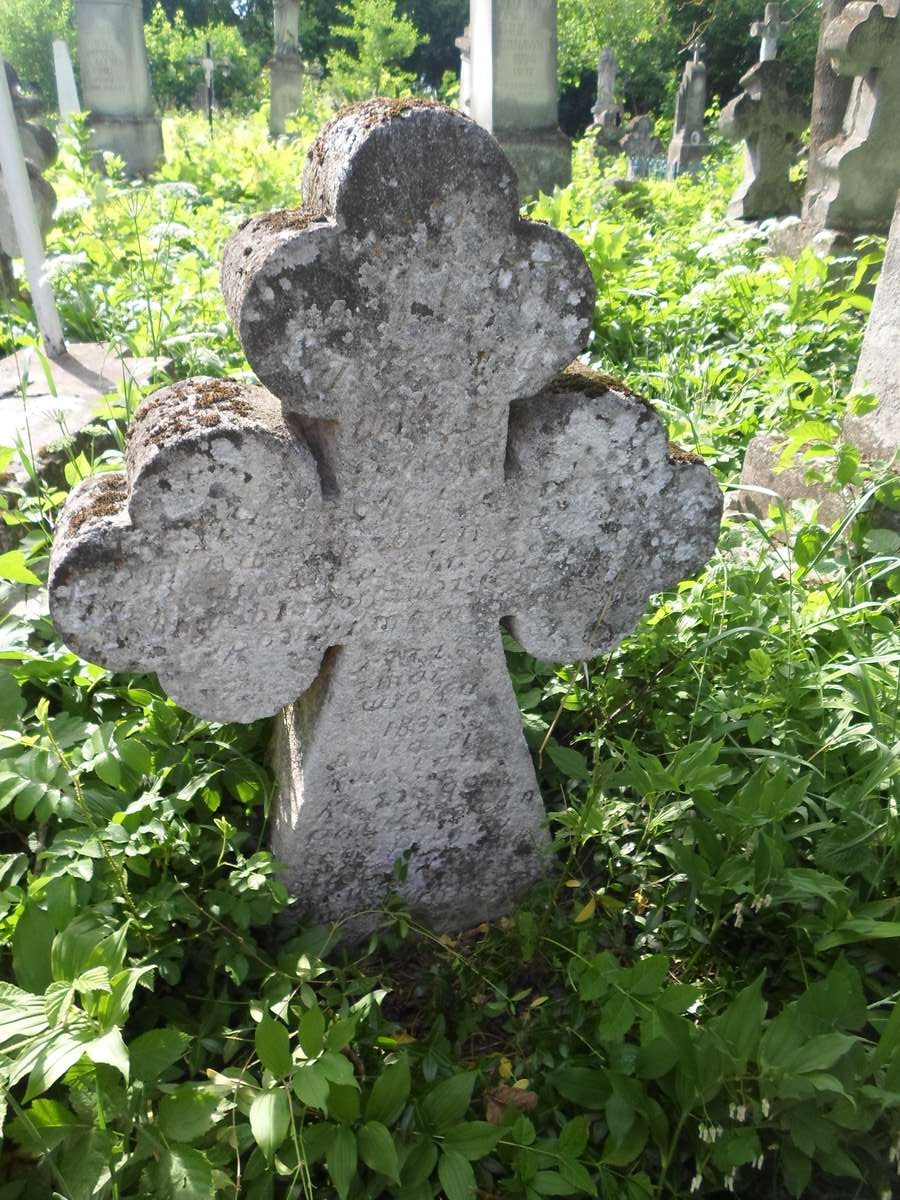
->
{"left": 492, "top": 0, "right": 557, "bottom": 131}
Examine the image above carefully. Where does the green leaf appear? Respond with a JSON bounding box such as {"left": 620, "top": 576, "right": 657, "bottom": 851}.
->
{"left": 782, "top": 1033, "right": 858, "bottom": 1074}
{"left": 84, "top": 1028, "right": 129, "bottom": 1082}
{"left": 532, "top": 1171, "right": 577, "bottom": 1195}
{"left": 22, "top": 1028, "right": 94, "bottom": 1100}
{"left": 0, "top": 672, "right": 24, "bottom": 728}
{"left": 318, "top": 1051, "right": 357, "bottom": 1086}
{"left": 550, "top": 1067, "right": 609, "bottom": 1108}
{"left": 365, "top": 1053, "right": 411, "bottom": 1125}
{"left": 298, "top": 1004, "right": 326, "bottom": 1058}
{"left": 438, "top": 1148, "right": 476, "bottom": 1200}
{"left": 635, "top": 1037, "right": 679, "bottom": 1080}
{"left": 559, "top": 1159, "right": 598, "bottom": 1197}
{"left": 326, "top": 1014, "right": 359, "bottom": 1051}
{"left": 129, "top": 1028, "right": 190, "bottom": 1082}
{"left": 421, "top": 1072, "right": 477, "bottom": 1130}
{"left": 545, "top": 741, "right": 592, "bottom": 782}
{"left": 559, "top": 1115, "right": 589, "bottom": 1158}
{"left": 0, "top": 550, "right": 40, "bottom": 586}
{"left": 158, "top": 1085, "right": 223, "bottom": 1142}
{"left": 256, "top": 1015, "right": 293, "bottom": 1077}
{"left": 817, "top": 919, "right": 900, "bottom": 952}
{"left": 249, "top": 1088, "right": 291, "bottom": 1160}
{"left": 400, "top": 1135, "right": 438, "bottom": 1186}
{"left": 358, "top": 1120, "right": 400, "bottom": 1181}
{"left": 327, "top": 1125, "right": 358, "bottom": 1200}
{"left": 58, "top": 1129, "right": 114, "bottom": 1200}
{"left": 713, "top": 972, "right": 766, "bottom": 1066}
{"left": 162, "top": 1145, "right": 216, "bottom": 1200}
{"left": 12, "top": 903, "right": 54, "bottom": 994}
{"left": 443, "top": 1120, "right": 501, "bottom": 1160}
{"left": 293, "top": 1063, "right": 330, "bottom": 1110}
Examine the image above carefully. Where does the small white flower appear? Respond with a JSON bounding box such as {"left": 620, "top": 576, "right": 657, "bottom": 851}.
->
{"left": 761, "top": 1098, "right": 771, "bottom": 1118}
{"left": 754, "top": 1155, "right": 765, "bottom": 1171}
{"left": 733, "top": 902, "right": 745, "bottom": 928}
{"left": 690, "top": 1172, "right": 703, "bottom": 1193}
{"left": 724, "top": 1169, "right": 737, "bottom": 1192}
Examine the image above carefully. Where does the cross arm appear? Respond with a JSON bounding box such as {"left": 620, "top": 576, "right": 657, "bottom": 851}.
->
{"left": 503, "top": 365, "right": 722, "bottom": 663}
{"left": 50, "top": 378, "right": 333, "bottom": 722}
{"left": 825, "top": 1, "right": 894, "bottom": 75}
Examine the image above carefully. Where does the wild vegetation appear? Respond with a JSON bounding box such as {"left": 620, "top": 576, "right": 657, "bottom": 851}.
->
{"left": 0, "top": 102, "right": 896, "bottom": 1198}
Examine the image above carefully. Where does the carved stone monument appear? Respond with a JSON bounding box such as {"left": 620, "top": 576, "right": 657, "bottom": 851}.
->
{"left": 49, "top": 100, "right": 722, "bottom": 932}
{"left": 804, "top": 1, "right": 900, "bottom": 235}
{"left": 591, "top": 46, "right": 624, "bottom": 158}
{"left": 468, "top": 0, "right": 571, "bottom": 195}
{"left": 73, "top": 0, "right": 163, "bottom": 176}
{"left": 666, "top": 43, "right": 711, "bottom": 179}
{"left": 621, "top": 115, "right": 664, "bottom": 180}
{"left": 751, "top": 3, "right": 788, "bottom": 61}
{"left": 269, "top": 0, "right": 303, "bottom": 137}
{"left": 720, "top": 61, "right": 807, "bottom": 220}
{"left": 456, "top": 26, "right": 472, "bottom": 115}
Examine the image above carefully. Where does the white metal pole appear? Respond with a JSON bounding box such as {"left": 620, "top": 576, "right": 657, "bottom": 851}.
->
{"left": 0, "top": 63, "right": 66, "bottom": 359}
{"left": 52, "top": 39, "right": 81, "bottom": 119}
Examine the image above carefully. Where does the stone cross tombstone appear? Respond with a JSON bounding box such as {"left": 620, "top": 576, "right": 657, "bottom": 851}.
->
{"left": 49, "top": 100, "right": 723, "bottom": 932}
{"left": 720, "top": 60, "right": 807, "bottom": 220}
{"left": 468, "top": 0, "right": 571, "bottom": 195}
{"left": 73, "top": 0, "right": 163, "bottom": 176}
{"left": 803, "top": 0, "right": 900, "bottom": 235}
{"left": 0, "top": 60, "right": 65, "bottom": 351}
{"left": 456, "top": 26, "right": 473, "bottom": 116}
{"left": 269, "top": 0, "right": 303, "bottom": 137}
{"left": 751, "top": 3, "right": 788, "bottom": 62}
{"left": 666, "top": 42, "right": 711, "bottom": 179}
{"left": 591, "top": 46, "right": 625, "bottom": 158}
{"left": 52, "top": 38, "right": 81, "bottom": 120}
{"left": 621, "top": 114, "right": 665, "bottom": 180}
{"left": 844, "top": 188, "right": 900, "bottom": 465}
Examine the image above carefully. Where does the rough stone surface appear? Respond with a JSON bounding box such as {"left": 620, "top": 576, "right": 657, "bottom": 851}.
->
{"left": 621, "top": 115, "right": 664, "bottom": 180}
{"left": 844, "top": 189, "right": 900, "bottom": 460}
{"left": 720, "top": 60, "right": 806, "bottom": 220}
{"left": 667, "top": 47, "right": 711, "bottom": 179}
{"left": 469, "top": 0, "right": 571, "bottom": 195}
{"left": 50, "top": 100, "right": 722, "bottom": 932}
{"left": 804, "top": 0, "right": 900, "bottom": 235}
{"left": 73, "top": 0, "right": 163, "bottom": 176}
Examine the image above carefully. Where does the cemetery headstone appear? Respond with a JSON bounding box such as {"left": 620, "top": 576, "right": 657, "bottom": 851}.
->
{"left": 456, "top": 26, "right": 472, "bottom": 115}
{"left": 48, "top": 100, "right": 723, "bottom": 933}
{"left": 73, "top": 0, "right": 163, "bottom": 176}
{"left": 751, "top": 3, "right": 788, "bottom": 61}
{"left": 621, "top": 114, "right": 665, "bottom": 180}
{"left": 591, "top": 46, "right": 624, "bottom": 158}
{"left": 468, "top": 0, "right": 571, "bottom": 196}
{"left": 269, "top": 0, "right": 303, "bottom": 137}
{"left": 52, "top": 38, "right": 81, "bottom": 120}
{"left": 803, "top": 0, "right": 900, "bottom": 235}
{"left": 739, "top": 188, "right": 900, "bottom": 525}
{"left": 188, "top": 39, "right": 230, "bottom": 132}
{"left": 666, "top": 43, "right": 711, "bottom": 179}
{"left": 720, "top": 60, "right": 806, "bottom": 220}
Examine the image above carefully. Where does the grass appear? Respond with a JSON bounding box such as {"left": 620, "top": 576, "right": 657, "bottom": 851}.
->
{"left": 0, "top": 108, "right": 897, "bottom": 1200}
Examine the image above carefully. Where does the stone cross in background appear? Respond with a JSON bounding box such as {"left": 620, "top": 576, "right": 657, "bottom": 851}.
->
{"left": 720, "top": 61, "right": 806, "bottom": 220}
{"left": 269, "top": 0, "right": 303, "bottom": 137}
{"left": 752, "top": 3, "right": 788, "bottom": 62}
{"left": 666, "top": 42, "right": 711, "bottom": 179}
{"left": 188, "top": 39, "right": 230, "bottom": 132}
{"left": 591, "top": 46, "right": 625, "bottom": 158}
{"left": 455, "top": 25, "right": 472, "bottom": 115}
{"left": 49, "top": 101, "right": 722, "bottom": 933}
{"left": 468, "top": 0, "right": 571, "bottom": 196}
{"left": 52, "top": 38, "right": 81, "bottom": 121}
{"left": 621, "top": 114, "right": 664, "bottom": 180}
{"left": 803, "top": 0, "right": 900, "bottom": 235}
{"left": 73, "top": 0, "right": 163, "bottom": 176}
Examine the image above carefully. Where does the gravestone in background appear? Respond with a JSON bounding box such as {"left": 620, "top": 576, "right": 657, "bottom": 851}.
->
{"left": 666, "top": 44, "right": 711, "bottom": 179}
{"left": 621, "top": 115, "right": 665, "bottom": 180}
{"left": 752, "top": 3, "right": 788, "bottom": 61}
{"left": 49, "top": 100, "right": 722, "bottom": 933}
{"left": 720, "top": 61, "right": 806, "bottom": 220}
{"left": 456, "top": 26, "right": 472, "bottom": 115}
{"left": 73, "top": 0, "right": 163, "bottom": 176}
{"left": 591, "top": 46, "right": 624, "bottom": 158}
{"left": 739, "top": 189, "right": 899, "bottom": 526}
{"left": 803, "top": 0, "right": 900, "bottom": 235}
{"left": 468, "top": 0, "right": 571, "bottom": 196}
{"left": 269, "top": 0, "right": 303, "bottom": 137}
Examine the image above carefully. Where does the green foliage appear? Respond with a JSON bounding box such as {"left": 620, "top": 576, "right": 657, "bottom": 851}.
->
{"left": 325, "top": 0, "right": 426, "bottom": 102}
{"left": 144, "top": 4, "right": 265, "bottom": 113}
{"left": 0, "top": 117, "right": 898, "bottom": 1200}
{"left": 0, "top": 0, "right": 72, "bottom": 104}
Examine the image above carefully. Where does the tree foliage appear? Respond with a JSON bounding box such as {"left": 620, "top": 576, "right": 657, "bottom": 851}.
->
{"left": 144, "top": 3, "right": 265, "bottom": 112}
{"left": 325, "top": 0, "right": 425, "bottom": 103}
{"left": 0, "top": 0, "right": 72, "bottom": 105}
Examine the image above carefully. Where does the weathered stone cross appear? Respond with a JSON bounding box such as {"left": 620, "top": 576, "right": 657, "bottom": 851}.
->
{"left": 751, "top": 3, "right": 787, "bottom": 62}
{"left": 720, "top": 60, "right": 806, "bottom": 220}
{"left": 49, "top": 101, "right": 722, "bottom": 932}
{"left": 805, "top": 0, "right": 900, "bottom": 234}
